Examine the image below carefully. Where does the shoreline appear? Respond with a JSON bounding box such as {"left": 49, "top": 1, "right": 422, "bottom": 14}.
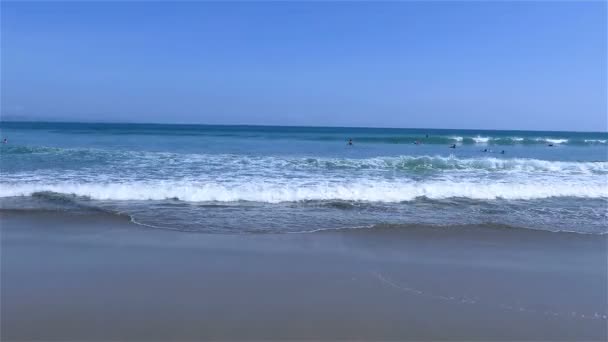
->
{"left": 2, "top": 210, "right": 607, "bottom": 341}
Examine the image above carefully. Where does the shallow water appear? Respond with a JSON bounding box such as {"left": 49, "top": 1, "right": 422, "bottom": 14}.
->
{"left": 1, "top": 122, "right": 606, "bottom": 233}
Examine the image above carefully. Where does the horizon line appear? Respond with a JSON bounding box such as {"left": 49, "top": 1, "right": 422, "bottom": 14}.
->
{"left": 0, "top": 118, "right": 606, "bottom": 134}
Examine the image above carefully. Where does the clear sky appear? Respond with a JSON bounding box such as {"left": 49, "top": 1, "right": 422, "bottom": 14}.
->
{"left": 1, "top": 1, "right": 606, "bottom": 131}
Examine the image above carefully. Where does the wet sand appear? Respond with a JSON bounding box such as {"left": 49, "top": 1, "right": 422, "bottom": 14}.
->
{"left": 1, "top": 210, "right": 607, "bottom": 341}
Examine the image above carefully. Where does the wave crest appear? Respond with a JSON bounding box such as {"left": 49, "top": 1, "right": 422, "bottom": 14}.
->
{"left": 2, "top": 145, "right": 607, "bottom": 174}
{"left": 2, "top": 180, "right": 606, "bottom": 203}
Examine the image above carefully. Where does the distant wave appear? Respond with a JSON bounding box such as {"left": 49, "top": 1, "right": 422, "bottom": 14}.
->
{"left": 2, "top": 146, "right": 606, "bottom": 174}
{"left": 2, "top": 179, "right": 606, "bottom": 203}
{"left": 584, "top": 139, "right": 608, "bottom": 144}
{"left": 2, "top": 136, "right": 606, "bottom": 153}
{"left": 471, "top": 136, "right": 490, "bottom": 143}
{"left": 539, "top": 138, "right": 568, "bottom": 145}
{"left": 295, "top": 156, "right": 608, "bottom": 173}
{"left": 321, "top": 135, "right": 598, "bottom": 146}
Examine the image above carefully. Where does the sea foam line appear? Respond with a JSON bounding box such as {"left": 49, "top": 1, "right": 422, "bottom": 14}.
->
{"left": 372, "top": 271, "right": 607, "bottom": 321}
{"left": 1, "top": 179, "right": 606, "bottom": 202}
{"left": 3, "top": 150, "right": 608, "bottom": 173}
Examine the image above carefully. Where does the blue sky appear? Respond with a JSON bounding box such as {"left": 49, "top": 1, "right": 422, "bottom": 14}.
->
{"left": 1, "top": 1, "right": 606, "bottom": 131}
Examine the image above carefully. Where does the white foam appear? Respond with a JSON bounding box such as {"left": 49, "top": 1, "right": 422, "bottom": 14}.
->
{"left": 585, "top": 139, "right": 607, "bottom": 144}
{"left": 2, "top": 178, "right": 606, "bottom": 203}
{"left": 2, "top": 152, "right": 607, "bottom": 203}
{"left": 472, "top": 136, "right": 490, "bottom": 144}
{"left": 2, "top": 155, "right": 606, "bottom": 180}
{"left": 541, "top": 138, "right": 569, "bottom": 144}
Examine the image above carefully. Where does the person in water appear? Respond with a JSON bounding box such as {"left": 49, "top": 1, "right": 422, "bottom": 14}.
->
{"left": 348, "top": 138, "right": 353, "bottom": 146}
{"left": 482, "top": 148, "right": 488, "bottom": 152}
{"left": 450, "top": 144, "right": 456, "bottom": 148}
{"left": 2, "top": 138, "right": 7, "bottom": 144}
{"left": 500, "top": 150, "right": 505, "bottom": 154}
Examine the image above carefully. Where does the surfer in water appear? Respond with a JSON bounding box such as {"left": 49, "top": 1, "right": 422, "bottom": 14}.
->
{"left": 348, "top": 138, "right": 353, "bottom": 146}
{"left": 2, "top": 138, "right": 7, "bottom": 144}
{"left": 449, "top": 144, "right": 456, "bottom": 149}
{"left": 500, "top": 150, "right": 505, "bottom": 154}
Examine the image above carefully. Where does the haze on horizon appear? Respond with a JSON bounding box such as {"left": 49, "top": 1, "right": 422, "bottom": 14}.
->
{"left": 1, "top": 1, "right": 606, "bottom": 132}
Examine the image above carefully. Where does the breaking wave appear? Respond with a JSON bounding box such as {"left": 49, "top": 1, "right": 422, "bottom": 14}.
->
{"left": 2, "top": 146, "right": 607, "bottom": 174}
{"left": 2, "top": 179, "right": 606, "bottom": 203}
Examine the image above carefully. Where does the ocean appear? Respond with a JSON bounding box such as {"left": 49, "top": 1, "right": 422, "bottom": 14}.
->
{"left": 1, "top": 121, "right": 606, "bottom": 234}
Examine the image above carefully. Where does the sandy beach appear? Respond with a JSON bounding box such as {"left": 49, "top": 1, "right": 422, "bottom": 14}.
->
{"left": 2, "top": 1, "right": 606, "bottom": 340}
{"left": 1, "top": 210, "right": 606, "bottom": 341}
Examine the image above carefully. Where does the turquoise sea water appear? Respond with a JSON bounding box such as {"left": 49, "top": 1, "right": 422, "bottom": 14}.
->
{"left": 1, "top": 122, "right": 606, "bottom": 233}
